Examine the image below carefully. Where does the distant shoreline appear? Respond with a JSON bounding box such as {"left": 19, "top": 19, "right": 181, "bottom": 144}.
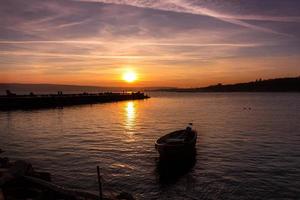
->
{"left": 151, "top": 77, "right": 300, "bottom": 93}
{"left": 0, "top": 83, "right": 172, "bottom": 95}
{"left": 1, "top": 76, "right": 299, "bottom": 94}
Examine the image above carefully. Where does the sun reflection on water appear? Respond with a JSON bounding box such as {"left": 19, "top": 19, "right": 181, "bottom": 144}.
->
{"left": 124, "top": 101, "right": 136, "bottom": 141}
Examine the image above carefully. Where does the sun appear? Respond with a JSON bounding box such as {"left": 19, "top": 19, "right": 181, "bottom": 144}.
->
{"left": 123, "top": 71, "right": 137, "bottom": 83}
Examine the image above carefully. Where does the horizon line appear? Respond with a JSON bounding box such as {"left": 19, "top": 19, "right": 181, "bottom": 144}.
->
{"left": 1, "top": 76, "right": 299, "bottom": 90}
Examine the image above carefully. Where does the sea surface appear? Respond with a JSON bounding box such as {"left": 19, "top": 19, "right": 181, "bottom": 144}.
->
{"left": 1, "top": 92, "right": 300, "bottom": 199}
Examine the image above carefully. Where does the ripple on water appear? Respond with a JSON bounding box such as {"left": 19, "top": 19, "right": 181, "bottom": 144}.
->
{"left": 1, "top": 93, "right": 300, "bottom": 199}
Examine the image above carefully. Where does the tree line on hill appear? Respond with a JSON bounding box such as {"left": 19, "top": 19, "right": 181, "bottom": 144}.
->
{"left": 158, "top": 77, "right": 300, "bottom": 92}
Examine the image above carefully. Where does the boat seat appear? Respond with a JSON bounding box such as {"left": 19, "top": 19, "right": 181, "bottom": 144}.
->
{"left": 166, "top": 138, "right": 185, "bottom": 143}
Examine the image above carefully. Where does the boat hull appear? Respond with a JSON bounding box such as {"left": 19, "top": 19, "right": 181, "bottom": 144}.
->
{"left": 155, "top": 130, "right": 197, "bottom": 160}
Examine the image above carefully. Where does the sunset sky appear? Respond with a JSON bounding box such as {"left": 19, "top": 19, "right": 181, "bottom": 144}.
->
{"left": 0, "top": 0, "right": 300, "bottom": 87}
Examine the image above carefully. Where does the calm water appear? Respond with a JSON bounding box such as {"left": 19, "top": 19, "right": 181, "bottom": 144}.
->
{"left": 1, "top": 93, "right": 300, "bottom": 199}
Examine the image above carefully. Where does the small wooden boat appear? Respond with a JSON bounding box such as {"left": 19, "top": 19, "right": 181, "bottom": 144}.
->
{"left": 155, "top": 125, "right": 197, "bottom": 159}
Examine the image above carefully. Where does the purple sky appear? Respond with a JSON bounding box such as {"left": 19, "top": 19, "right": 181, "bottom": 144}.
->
{"left": 0, "top": 0, "right": 300, "bottom": 87}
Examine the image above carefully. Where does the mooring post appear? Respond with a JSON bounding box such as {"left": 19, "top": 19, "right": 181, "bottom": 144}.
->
{"left": 97, "top": 166, "right": 103, "bottom": 200}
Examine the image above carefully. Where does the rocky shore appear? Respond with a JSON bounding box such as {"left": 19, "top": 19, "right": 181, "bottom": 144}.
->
{"left": 0, "top": 149, "right": 135, "bottom": 200}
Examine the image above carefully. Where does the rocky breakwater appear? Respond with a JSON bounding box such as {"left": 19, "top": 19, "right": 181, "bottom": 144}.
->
{"left": 0, "top": 91, "right": 150, "bottom": 110}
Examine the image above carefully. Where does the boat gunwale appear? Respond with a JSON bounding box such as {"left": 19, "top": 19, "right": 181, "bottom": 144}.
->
{"left": 155, "top": 129, "right": 197, "bottom": 147}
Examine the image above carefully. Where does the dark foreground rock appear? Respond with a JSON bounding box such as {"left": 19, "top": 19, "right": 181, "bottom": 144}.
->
{"left": 0, "top": 152, "right": 135, "bottom": 200}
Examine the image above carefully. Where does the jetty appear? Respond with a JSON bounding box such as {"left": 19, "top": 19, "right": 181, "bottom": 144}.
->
{"left": 0, "top": 91, "right": 150, "bottom": 110}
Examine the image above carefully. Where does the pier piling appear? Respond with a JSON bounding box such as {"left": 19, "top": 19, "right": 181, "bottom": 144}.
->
{"left": 97, "top": 166, "right": 103, "bottom": 200}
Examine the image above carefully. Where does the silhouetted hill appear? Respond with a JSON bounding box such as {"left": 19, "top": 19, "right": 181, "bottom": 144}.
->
{"left": 158, "top": 77, "right": 300, "bottom": 92}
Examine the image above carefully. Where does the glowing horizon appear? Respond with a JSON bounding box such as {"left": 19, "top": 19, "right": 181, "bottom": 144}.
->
{"left": 0, "top": 0, "right": 300, "bottom": 87}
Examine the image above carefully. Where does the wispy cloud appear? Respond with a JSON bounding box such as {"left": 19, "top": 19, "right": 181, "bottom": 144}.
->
{"left": 0, "top": 40, "right": 268, "bottom": 47}
{"left": 74, "top": 0, "right": 299, "bottom": 36}
{"left": 1, "top": 0, "right": 299, "bottom": 86}
{"left": 0, "top": 50, "right": 208, "bottom": 61}
{"left": 55, "top": 18, "right": 92, "bottom": 29}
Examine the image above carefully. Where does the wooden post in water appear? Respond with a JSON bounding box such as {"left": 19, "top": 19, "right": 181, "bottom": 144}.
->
{"left": 97, "top": 166, "right": 103, "bottom": 200}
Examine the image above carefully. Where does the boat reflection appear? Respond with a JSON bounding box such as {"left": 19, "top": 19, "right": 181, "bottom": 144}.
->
{"left": 156, "top": 148, "right": 196, "bottom": 184}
